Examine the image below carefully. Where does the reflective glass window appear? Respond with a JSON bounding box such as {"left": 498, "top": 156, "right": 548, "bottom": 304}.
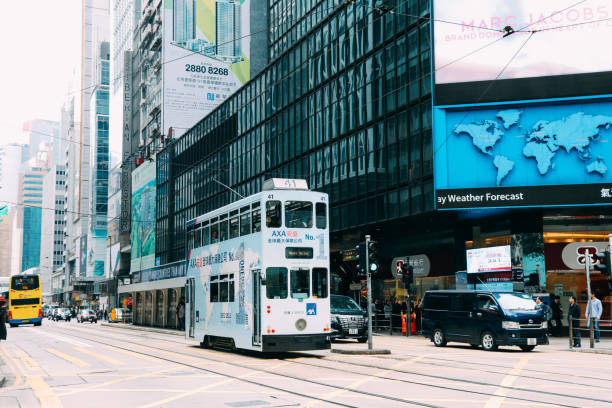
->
{"left": 285, "top": 201, "right": 313, "bottom": 228}
{"left": 266, "top": 200, "right": 282, "bottom": 227}
{"left": 312, "top": 267, "right": 328, "bottom": 298}
{"left": 316, "top": 203, "right": 327, "bottom": 229}
{"left": 266, "top": 267, "right": 288, "bottom": 299}
{"left": 290, "top": 268, "right": 310, "bottom": 299}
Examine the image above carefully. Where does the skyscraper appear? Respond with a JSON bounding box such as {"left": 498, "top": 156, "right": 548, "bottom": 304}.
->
{"left": 173, "top": 0, "right": 196, "bottom": 43}
{"left": 215, "top": 0, "right": 241, "bottom": 59}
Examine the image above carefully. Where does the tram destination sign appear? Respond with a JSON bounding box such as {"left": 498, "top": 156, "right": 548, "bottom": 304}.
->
{"left": 285, "top": 247, "right": 314, "bottom": 259}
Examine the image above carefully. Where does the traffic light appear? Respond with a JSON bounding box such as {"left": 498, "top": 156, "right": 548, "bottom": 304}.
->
{"left": 368, "top": 240, "right": 379, "bottom": 273}
{"left": 356, "top": 243, "right": 367, "bottom": 274}
{"left": 401, "top": 263, "right": 413, "bottom": 287}
{"left": 594, "top": 250, "right": 611, "bottom": 276}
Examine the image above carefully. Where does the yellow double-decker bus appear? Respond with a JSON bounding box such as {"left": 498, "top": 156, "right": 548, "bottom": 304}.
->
{"left": 8, "top": 274, "right": 42, "bottom": 327}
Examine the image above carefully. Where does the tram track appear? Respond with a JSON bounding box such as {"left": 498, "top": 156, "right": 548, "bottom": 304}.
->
{"left": 47, "top": 323, "right": 609, "bottom": 408}
{"left": 47, "top": 324, "right": 441, "bottom": 408}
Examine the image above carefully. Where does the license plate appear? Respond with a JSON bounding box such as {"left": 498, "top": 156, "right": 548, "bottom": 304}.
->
{"left": 349, "top": 328, "right": 358, "bottom": 335}
{"left": 527, "top": 338, "right": 536, "bottom": 345}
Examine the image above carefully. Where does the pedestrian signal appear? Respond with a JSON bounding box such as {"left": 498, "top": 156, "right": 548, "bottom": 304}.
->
{"left": 594, "top": 250, "right": 611, "bottom": 276}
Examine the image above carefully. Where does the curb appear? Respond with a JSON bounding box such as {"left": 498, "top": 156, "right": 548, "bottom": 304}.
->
{"left": 331, "top": 348, "right": 391, "bottom": 355}
{"left": 101, "top": 322, "right": 184, "bottom": 336}
{"left": 569, "top": 348, "right": 612, "bottom": 355}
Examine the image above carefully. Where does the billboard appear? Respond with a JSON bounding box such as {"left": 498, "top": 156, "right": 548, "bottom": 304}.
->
{"left": 163, "top": 0, "right": 250, "bottom": 139}
{"left": 433, "top": 0, "right": 612, "bottom": 104}
{"left": 466, "top": 245, "right": 511, "bottom": 273}
{"left": 131, "top": 160, "right": 156, "bottom": 272}
{"left": 434, "top": 97, "right": 612, "bottom": 209}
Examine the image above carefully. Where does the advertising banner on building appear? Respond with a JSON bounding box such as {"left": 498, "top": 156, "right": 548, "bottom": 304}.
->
{"left": 163, "top": 0, "right": 251, "bottom": 139}
{"left": 433, "top": 1, "right": 612, "bottom": 104}
{"left": 434, "top": 98, "right": 612, "bottom": 209}
{"left": 130, "top": 160, "right": 156, "bottom": 272}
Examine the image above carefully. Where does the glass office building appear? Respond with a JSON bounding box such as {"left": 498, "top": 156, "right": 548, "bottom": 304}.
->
{"left": 156, "top": 0, "right": 434, "bottom": 274}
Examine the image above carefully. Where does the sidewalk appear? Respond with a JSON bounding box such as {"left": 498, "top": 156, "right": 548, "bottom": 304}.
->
{"left": 101, "top": 322, "right": 184, "bottom": 336}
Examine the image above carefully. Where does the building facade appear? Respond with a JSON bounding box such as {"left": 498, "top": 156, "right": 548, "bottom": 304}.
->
{"left": 152, "top": 1, "right": 611, "bottom": 318}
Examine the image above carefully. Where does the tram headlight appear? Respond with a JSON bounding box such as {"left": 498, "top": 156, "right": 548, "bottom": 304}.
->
{"left": 295, "top": 318, "right": 307, "bottom": 331}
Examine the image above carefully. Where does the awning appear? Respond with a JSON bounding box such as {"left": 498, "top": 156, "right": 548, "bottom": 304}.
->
{"left": 117, "top": 277, "right": 186, "bottom": 293}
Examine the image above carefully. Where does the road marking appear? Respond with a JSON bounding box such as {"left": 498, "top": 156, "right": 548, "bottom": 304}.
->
{"left": 42, "top": 331, "right": 93, "bottom": 348}
{"left": 56, "top": 367, "right": 180, "bottom": 397}
{"left": 136, "top": 361, "right": 290, "bottom": 408}
{"left": 46, "top": 348, "right": 90, "bottom": 368}
{"left": 13, "top": 349, "right": 43, "bottom": 372}
{"left": 27, "top": 375, "right": 63, "bottom": 408}
{"left": 484, "top": 356, "right": 530, "bottom": 408}
{"left": 102, "top": 345, "right": 162, "bottom": 362}
{"left": 0, "top": 345, "right": 23, "bottom": 391}
{"left": 73, "top": 347, "right": 125, "bottom": 366}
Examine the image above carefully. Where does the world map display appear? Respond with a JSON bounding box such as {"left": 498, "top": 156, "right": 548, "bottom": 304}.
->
{"left": 438, "top": 101, "right": 612, "bottom": 189}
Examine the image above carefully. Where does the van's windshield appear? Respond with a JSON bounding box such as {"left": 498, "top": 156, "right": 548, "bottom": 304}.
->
{"left": 494, "top": 293, "right": 537, "bottom": 311}
{"left": 331, "top": 296, "right": 362, "bottom": 312}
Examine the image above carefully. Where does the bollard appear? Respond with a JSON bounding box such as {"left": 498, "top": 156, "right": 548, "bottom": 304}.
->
{"left": 569, "top": 318, "right": 573, "bottom": 349}
{"left": 590, "top": 317, "right": 595, "bottom": 349}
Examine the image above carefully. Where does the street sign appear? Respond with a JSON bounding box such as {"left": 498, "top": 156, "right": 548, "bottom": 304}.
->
{"left": 349, "top": 283, "right": 362, "bottom": 290}
{"left": 342, "top": 249, "right": 359, "bottom": 262}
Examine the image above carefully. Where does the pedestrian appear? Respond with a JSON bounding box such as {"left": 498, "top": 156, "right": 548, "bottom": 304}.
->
{"left": 535, "top": 297, "right": 552, "bottom": 331}
{"left": 415, "top": 298, "right": 422, "bottom": 333}
{"left": 392, "top": 298, "right": 401, "bottom": 329}
{"left": 0, "top": 297, "right": 7, "bottom": 342}
{"left": 104, "top": 309, "right": 109, "bottom": 321}
{"left": 586, "top": 293, "right": 603, "bottom": 343}
{"left": 568, "top": 296, "right": 581, "bottom": 348}
{"left": 550, "top": 296, "right": 563, "bottom": 336}
{"left": 383, "top": 300, "right": 392, "bottom": 324}
{"left": 177, "top": 297, "right": 185, "bottom": 330}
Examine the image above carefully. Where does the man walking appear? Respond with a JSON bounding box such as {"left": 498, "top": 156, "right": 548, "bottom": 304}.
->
{"left": 0, "top": 297, "right": 7, "bottom": 343}
{"left": 586, "top": 293, "right": 603, "bottom": 343}
{"left": 550, "top": 296, "right": 563, "bottom": 336}
{"left": 568, "top": 296, "right": 581, "bottom": 347}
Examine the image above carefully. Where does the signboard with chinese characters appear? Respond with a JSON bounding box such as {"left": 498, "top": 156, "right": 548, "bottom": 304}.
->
{"left": 391, "top": 255, "right": 431, "bottom": 279}
{"left": 466, "top": 245, "right": 511, "bottom": 273}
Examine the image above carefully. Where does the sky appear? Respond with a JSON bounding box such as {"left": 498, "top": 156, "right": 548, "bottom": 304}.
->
{"left": 0, "top": 0, "right": 82, "bottom": 144}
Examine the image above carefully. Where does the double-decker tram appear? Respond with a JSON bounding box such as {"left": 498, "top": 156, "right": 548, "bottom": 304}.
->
{"left": 8, "top": 274, "right": 42, "bottom": 327}
{"left": 185, "top": 178, "right": 331, "bottom": 352}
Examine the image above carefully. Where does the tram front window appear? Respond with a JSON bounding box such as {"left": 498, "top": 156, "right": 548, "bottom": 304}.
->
{"left": 285, "top": 201, "right": 313, "bottom": 228}
{"left": 290, "top": 268, "right": 310, "bottom": 299}
{"left": 312, "top": 268, "right": 328, "bottom": 298}
{"left": 266, "top": 201, "right": 281, "bottom": 228}
{"left": 316, "top": 203, "right": 327, "bottom": 229}
{"left": 266, "top": 267, "right": 288, "bottom": 299}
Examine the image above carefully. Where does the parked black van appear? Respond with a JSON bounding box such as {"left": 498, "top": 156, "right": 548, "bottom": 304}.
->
{"left": 422, "top": 290, "right": 549, "bottom": 351}
{"left": 330, "top": 295, "right": 368, "bottom": 343}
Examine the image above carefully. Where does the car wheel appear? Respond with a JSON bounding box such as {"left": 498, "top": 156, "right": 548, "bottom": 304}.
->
{"left": 433, "top": 328, "right": 447, "bottom": 347}
{"left": 481, "top": 331, "right": 498, "bottom": 351}
{"left": 357, "top": 336, "right": 368, "bottom": 343}
{"left": 520, "top": 345, "right": 535, "bottom": 352}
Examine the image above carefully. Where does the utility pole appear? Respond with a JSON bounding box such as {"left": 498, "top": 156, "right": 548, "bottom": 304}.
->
{"left": 585, "top": 251, "right": 593, "bottom": 348}
{"left": 365, "top": 234, "right": 373, "bottom": 350}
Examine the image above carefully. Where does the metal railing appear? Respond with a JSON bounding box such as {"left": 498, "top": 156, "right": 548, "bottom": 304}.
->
{"left": 568, "top": 317, "right": 612, "bottom": 349}
{"left": 370, "top": 312, "right": 422, "bottom": 336}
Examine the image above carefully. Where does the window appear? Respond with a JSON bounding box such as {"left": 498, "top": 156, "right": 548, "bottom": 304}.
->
{"left": 285, "top": 201, "right": 312, "bottom": 228}
{"left": 312, "top": 268, "right": 328, "bottom": 298}
{"left": 229, "top": 215, "right": 239, "bottom": 239}
{"left": 219, "top": 274, "right": 229, "bottom": 301}
{"left": 252, "top": 205, "right": 261, "bottom": 232}
{"left": 210, "top": 276, "right": 219, "bottom": 302}
{"left": 11, "top": 275, "right": 39, "bottom": 290}
{"left": 240, "top": 206, "right": 251, "bottom": 236}
{"left": 450, "top": 294, "right": 475, "bottom": 311}
{"left": 219, "top": 216, "right": 229, "bottom": 241}
{"left": 194, "top": 226, "right": 202, "bottom": 247}
{"left": 424, "top": 295, "right": 449, "bottom": 310}
{"left": 210, "top": 221, "right": 219, "bottom": 243}
{"left": 202, "top": 224, "right": 210, "bottom": 245}
{"left": 266, "top": 200, "right": 282, "bottom": 227}
{"left": 266, "top": 267, "right": 288, "bottom": 299}
{"left": 290, "top": 268, "right": 310, "bottom": 299}
{"left": 316, "top": 203, "right": 327, "bottom": 229}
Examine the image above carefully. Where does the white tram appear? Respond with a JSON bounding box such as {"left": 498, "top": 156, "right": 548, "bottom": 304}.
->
{"left": 184, "top": 179, "right": 331, "bottom": 352}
